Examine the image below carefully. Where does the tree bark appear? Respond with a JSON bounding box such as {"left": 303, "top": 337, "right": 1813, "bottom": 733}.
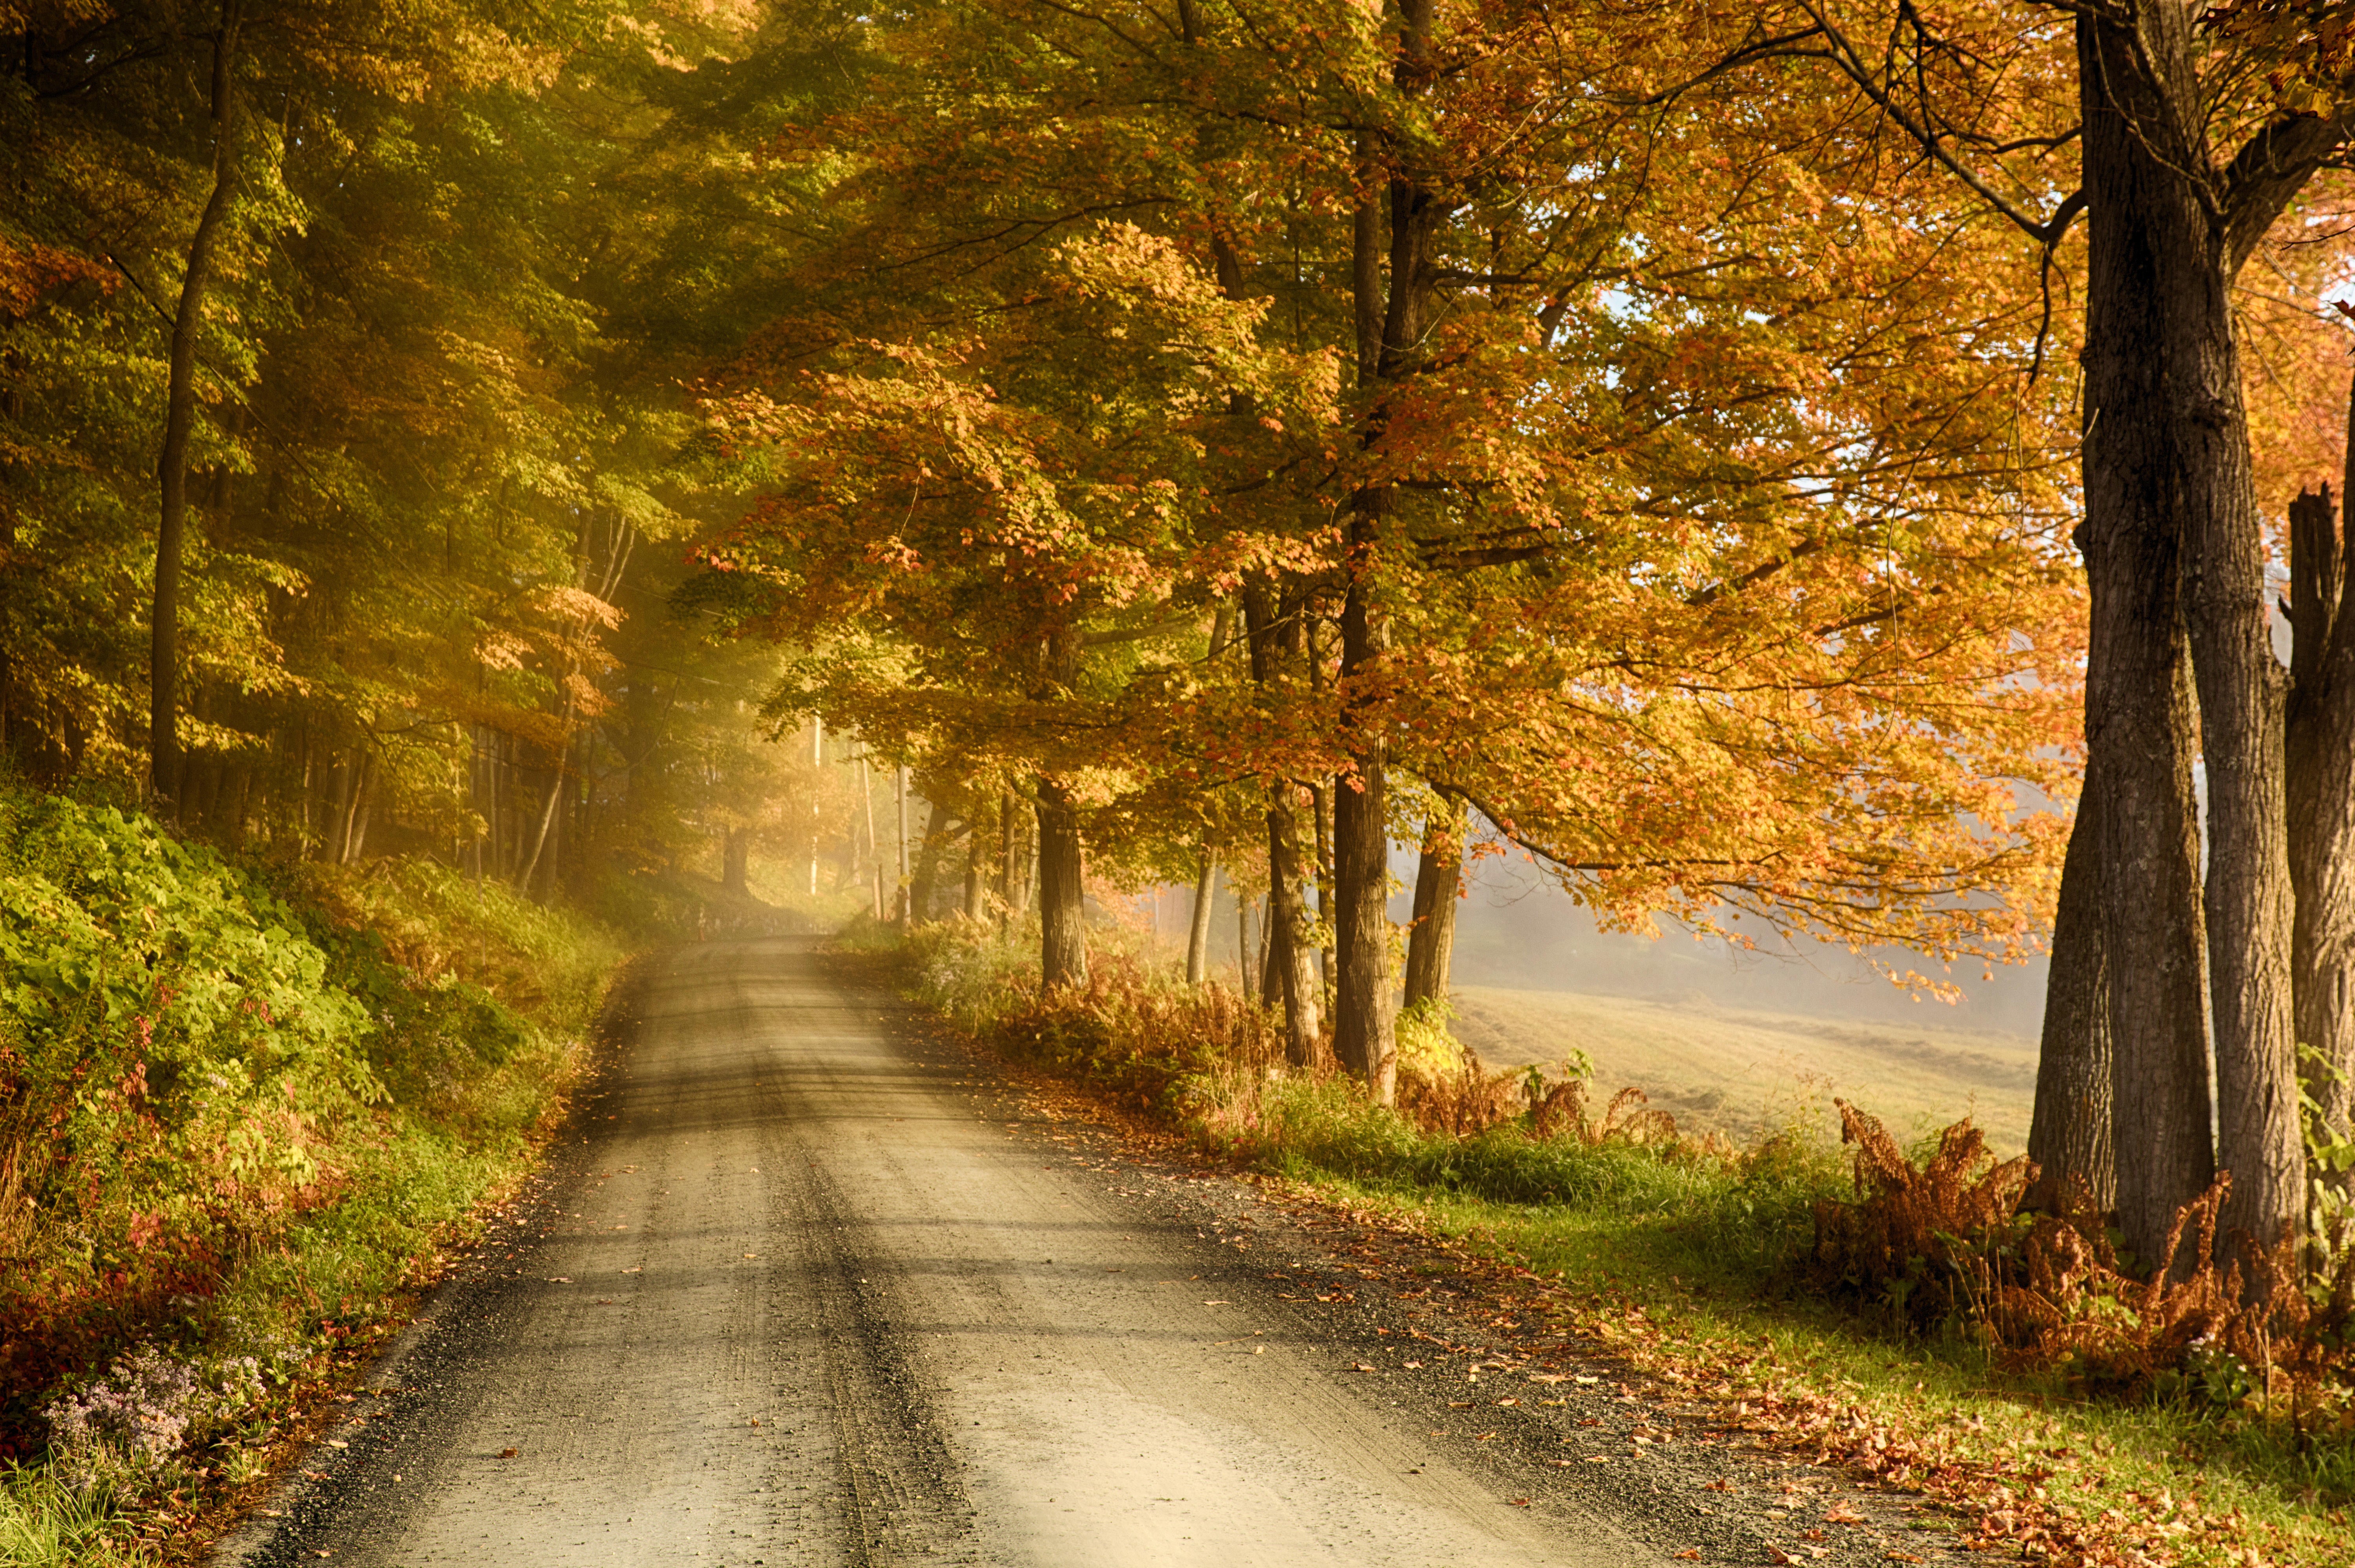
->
{"left": 1332, "top": 571, "right": 1394, "bottom": 1098}
{"left": 1402, "top": 801, "right": 1465, "bottom": 1018}
{"left": 2288, "top": 442, "right": 2355, "bottom": 1147}
{"left": 1036, "top": 775, "right": 1087, "bottom": 987}
{"left": 152, "top": 0, "right": 242, "bottom": 809}
{"left": 910, "top": 806, "right": 952, "bottom": 924}
{"left": 1187, "top": 851, "right": 1217, "bottom": 985}
{"left": 964, "top": 823, "right": 985, "bottom": 921}
{"left": 2027, "top": 768, "right": 2115, "bottom": 1211}
{"left": 1243, "top": 580, "right": 1324, "bottom": 1063}
{"left": 1264, "top": 795, "right": 1323, "bottom": 1065}
{"left": 2078, "top": 9, "right": 2224, "bottom": 1269}
{"left": 722, "top": 826, "right": 750, "bottom": 896}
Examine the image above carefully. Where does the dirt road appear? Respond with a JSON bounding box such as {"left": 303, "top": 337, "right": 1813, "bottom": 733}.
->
{"left": 212, "top": 939, "right": 1967, "bottom": 1568}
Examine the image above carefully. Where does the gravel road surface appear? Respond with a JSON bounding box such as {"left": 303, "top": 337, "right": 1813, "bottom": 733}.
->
{"left": 212, "top": 937, "right": 1972, "bottom": 1568}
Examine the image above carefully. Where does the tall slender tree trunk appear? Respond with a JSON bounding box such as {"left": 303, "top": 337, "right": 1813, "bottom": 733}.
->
{"left": 152, "top": 0, "right": 242, "bottom": 809}
{"left": 1402, "top": 801, "right": 1465, "bottom": 1017}
{"left": 1187, "top": 852, "right": 1218, "bottom": 985}
{"left": 722, "top": 827, "right": 751, "bottom": 896}
{"left": 2028, "top": 770, "right": 2115, "bottom": 1211}
{"left": 2078, "top": 11, "right": 2225, "bottom": 1267}
{"left": 1264, "top": 796, "right": 1322, "bottom": 1065}
{"left": 2181, "top": 349, "right": 2303, "bottom": 1248}
{"left": 910, "top": 808, "right": 952, "bottom": 925}
{"left": 964, "top": 820, "right": 985, "bottom": 922}
{"left": 2288, "top": 436, "right": 2355, "bottom": 1149}
{"left": 895, "top": 764, "right": 910, "bottom": 923}
{"left": 1332, "top": 576, "right": 1394, "bottom": 1098}
{"left": 1036, "top": 776, "right": 1087, "bottom": 987}
{"left": 1243, "top": 581, "right": 1324, "bottom": 1062}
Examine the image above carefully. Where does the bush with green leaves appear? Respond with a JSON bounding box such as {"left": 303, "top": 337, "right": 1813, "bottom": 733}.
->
{"left": 0, "top": 780, "right": 613, "bottom": 1471}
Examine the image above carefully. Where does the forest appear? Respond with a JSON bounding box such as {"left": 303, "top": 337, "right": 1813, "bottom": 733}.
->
{"left": 11, "top": 0, "right": 2355, "bottom": 1562}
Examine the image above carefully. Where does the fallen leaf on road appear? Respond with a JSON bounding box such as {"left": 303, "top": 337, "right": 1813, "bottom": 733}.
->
{"left": 546, "top": 1277, "right": 571, "bottom": 1284}
{"left": 1673, "top": 1552, "right": 1702, "bottom": 1561}
{"left": 498, "top": 1448, "right": 518, "bottom": 1459}
{"left": 1202, "top": 1299, "right": 1229, "bottom": 1305}
{"left": 620, "top": 1266, "right": 641, "bottom": 1274}
{"left": 1824, "top": 1505, "right": 1865, "bottom": 1524}
{"left": 1350, "top": 1363, "right": 1376, "bottom": 1373}
{"left": 1509, "top": 1497, "right": 1531, "bottom": 1507}
{"left": 1494, "top": 1397, "right": 1520, "bottom": 1407}
{"left": 1769, "top": 1548, "right": 1795, "bottom": 1565}
{"left": 324, "top": 1440, "right": 347, "bottom": 1449}
{"left": 1704, "top": 1479, "right": 1732, "bottom": 1492}
{"left": 1403, "top": 1359, "right": 1423, "bottom": 1369}
{"left": 1449, "top": 1400, "right": 1474, "bottom": 1409}
{"left": 1584, "top": 1456, "right": 1610, "bottom": 1464}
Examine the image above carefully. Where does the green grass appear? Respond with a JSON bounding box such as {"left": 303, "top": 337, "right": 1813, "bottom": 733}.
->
{"left": 0, "top": 1467, "right": 147, "bottom": 1568}
{"left": 0, "top": 779, "right": 632, "bottom": 1558}
{"left": 1314, "top": 1177, "right": 2355, "bottom": 1565}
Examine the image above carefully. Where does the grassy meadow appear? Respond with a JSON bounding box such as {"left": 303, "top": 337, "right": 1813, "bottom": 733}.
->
{"left": 1448, "top": 984, "right": 2039, "bottom": 1154}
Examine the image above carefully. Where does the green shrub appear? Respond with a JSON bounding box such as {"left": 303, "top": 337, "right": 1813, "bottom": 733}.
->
{"left": 0, "top": 779, "right": 618, "bottom": 1486}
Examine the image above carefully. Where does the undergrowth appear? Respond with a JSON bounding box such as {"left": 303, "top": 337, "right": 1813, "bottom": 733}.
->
{"left": 887, "top": 918, "right": 2355, "bottom": 1558}
{"left": 0, "top": 778, "right": 627, "bottom": 1563}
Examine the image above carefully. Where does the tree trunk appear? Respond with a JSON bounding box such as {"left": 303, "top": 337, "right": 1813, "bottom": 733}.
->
{"left": 1332, "top": 571, "right": 1394, "bottom": 1100}
{"left": 1036, "top": 775, "right": 1087, "bottom": 987}
{"left": 1243, "top": 580, "right": 1324, "bottom": 1063}
{"left": 2078, "top": 10, "right": 2225, "bottom": 1269}
{"left": 895, "top": 763, "right": 910, "bottom": 923}
{"left": 722, "top": 826, "right": 751, "bottom": 896}
{"left": 2288, "top": 437, "right": 2355, "bottom": 1148}
{"left": 964, "top": 825, "right": 985, "bottom": 921}
{"left": 2182, "top": 358, "right": 2303, "bottom": 1247}
{"left": 1402, "top": 801, "right": 1465, "bottom": 1018}
{"left": 2027, "top": 768, "right": 2116, "bottom": 1211}
{"left": 910, "top": 807, "right": 953, "bottom": 924}
{"left": 1187, "top": 851, "right": 1217, "bottom": 985}
{"left": 1264, "top": 796, "right": 1323, "bottom": 1065}
{"left": 997, "top": 786, "right": 1016, "bottom": 934}
{"left": 152, "top": 0, "right": 242, "bottom": 809}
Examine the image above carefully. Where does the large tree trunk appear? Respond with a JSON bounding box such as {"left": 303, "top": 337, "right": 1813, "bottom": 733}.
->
{"left": 2027, "top": 770, "right": 2115, "bottom": 1211}
{"left": 1036, "top": 776, "right": 1087, "bottom": 988}
{"left": 1186, "top": 851, "right": 1217, "bottom": 985}
{"left": 2288, "top": 439, "right": 2355, "bottom": 1149}
{"left": 2078, "top": 11, "right": 2226, "bottom": 1269}
{"left": 1402, "top": 801, "right": 1464, "bottom": 1017}
{"left": 152, "top": 0, "right": 242, "bottom": 809}
{"left": 2181, "top": 351, "right": 2303, "bottom": 1248}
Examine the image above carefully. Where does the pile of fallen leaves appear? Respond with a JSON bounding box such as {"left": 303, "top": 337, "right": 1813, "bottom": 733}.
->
{"left": 1812, "top": 1100, "right": 2355, "bottom": 1430}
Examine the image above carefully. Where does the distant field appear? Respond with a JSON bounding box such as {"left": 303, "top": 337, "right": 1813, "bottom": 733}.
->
{"left": 1448, "top": 985, "right": 2037, "bottom": 1155}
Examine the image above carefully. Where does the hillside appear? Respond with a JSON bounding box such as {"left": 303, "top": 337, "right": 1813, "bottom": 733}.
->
{"left": 1448, "top": 984, "right": 2038, "bottom": 1155}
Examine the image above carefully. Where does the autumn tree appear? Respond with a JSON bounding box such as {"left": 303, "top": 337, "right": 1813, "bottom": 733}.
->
{"left": 1729, "top": 0, "right": 2355, "bottom": 1265}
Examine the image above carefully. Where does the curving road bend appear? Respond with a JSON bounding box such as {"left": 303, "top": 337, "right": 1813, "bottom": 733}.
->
{"left": 212, "top": 937, "right": 1681, "bottom": 1566}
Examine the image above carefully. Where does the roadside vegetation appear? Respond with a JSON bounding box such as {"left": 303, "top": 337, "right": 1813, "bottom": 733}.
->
{"left": 0, "top": 778, "right": 635, "bottom": 1566}
{"left": 885, "top": 917, "right": 2355, "bottom": 1567}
